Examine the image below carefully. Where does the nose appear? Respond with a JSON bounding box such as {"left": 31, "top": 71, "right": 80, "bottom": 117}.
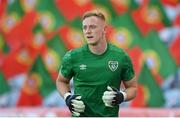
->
{"left": 85, "top": 27, "right": 91, "bottom": 34}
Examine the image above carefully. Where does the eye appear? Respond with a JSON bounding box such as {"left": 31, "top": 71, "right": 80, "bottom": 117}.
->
{"left": 83, "top": 25, "right": 87, "bottom": 30}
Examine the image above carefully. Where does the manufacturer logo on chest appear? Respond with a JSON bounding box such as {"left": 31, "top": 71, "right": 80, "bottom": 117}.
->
{"left": 79, "top": 64, "right": 87, "bottom": 70}
{"left": 108, "top": 61, "right": 118, "bottom": 71}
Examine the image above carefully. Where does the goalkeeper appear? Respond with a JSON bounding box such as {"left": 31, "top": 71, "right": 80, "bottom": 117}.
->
{"left": 56, "top": 10, "right": 137, "bottom": 117}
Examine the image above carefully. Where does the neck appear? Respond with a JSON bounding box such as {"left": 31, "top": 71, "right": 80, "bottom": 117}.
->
{"left": 88, "top": 38, "right": 107, "bottom": 55}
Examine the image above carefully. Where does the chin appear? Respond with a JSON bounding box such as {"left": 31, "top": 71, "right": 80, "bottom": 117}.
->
{"left": 88, "top": 42, "right": 98, "bottom": 46}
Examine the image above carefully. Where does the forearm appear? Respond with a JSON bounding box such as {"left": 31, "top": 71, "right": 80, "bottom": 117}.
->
{"left": 56, "top": 75, "right": 85, "bottom": 116}
{"left": 122, "top": 76, "right": 137, "bottom": 101}
{"left": 56, "top": 76, "right": 71, "bottom": 99}
{"left": 124, "top": 86, "right": 137, "bottom": 101}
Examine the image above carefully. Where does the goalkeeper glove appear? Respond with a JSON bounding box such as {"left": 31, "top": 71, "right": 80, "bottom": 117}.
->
{"left": 64, "top": 92, "right": 85, "bottom": 116}
{"left": 102, "top": 86, "right": 127, "bottom": 107}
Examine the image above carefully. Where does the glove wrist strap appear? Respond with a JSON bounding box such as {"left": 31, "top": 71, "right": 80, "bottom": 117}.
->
{"left": 64, "top": 92, "right": 71, "bottom": 100}
{"left": 120, "top": 91, "right": 127, "bottom": 101}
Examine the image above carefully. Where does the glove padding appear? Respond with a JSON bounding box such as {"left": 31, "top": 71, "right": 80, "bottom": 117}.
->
{"left": 65, "top": 94, "right": 85, "bottom": 116}
{"left": 102, "top": 86, "right": 125, "bottom": 107}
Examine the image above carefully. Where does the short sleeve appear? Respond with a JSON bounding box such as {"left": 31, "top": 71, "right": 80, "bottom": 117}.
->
{"left": 121, "top": 53, "right": 135, "bottom": 81}
{"left": 59, "top": 51, "right": 74, "bottom": 79}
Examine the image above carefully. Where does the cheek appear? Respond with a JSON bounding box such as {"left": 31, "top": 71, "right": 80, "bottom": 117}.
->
{"left": 83, "top": 30, "right": 87, "bottom": 37}
{"left": 82, "top": 31, "right": 85, "bottom": 35}
{"left": 94, "top": 28, "right": 102, "bottom": 33}
{"left": 95, "top": 30, "right": 104, "bottom": 37}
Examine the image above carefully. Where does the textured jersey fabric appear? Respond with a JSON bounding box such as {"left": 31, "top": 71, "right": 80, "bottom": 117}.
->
{"left": 60, "top": 43, "right": 135, "bottom": 116}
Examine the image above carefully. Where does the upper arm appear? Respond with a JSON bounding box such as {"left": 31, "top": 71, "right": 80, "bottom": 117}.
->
{"left": 123, "top": 76, "right": 137, "bottom": 89}
{"left": 121, "top": 52, "right": 135, "bottom": 81}
{"left": 60, "top": 51, "right": 74, "bottom": 79}
{"left": 57, "top": 72, "right": 71, "bottom": 84}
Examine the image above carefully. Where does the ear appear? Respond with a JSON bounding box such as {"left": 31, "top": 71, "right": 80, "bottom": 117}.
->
{"left": 103, "top": 24, "right": 108, "bottom": 33}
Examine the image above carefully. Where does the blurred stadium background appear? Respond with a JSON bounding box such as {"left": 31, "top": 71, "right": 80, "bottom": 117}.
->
{"left": 0, "top": 0, "right": 180, "bottom": 117}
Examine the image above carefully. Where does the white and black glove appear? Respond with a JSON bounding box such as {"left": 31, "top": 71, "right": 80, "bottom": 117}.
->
{"left": 64, "top": 92, "right": 85, "bottom": 116}
{"left": 102, "top": 86, "right": 127, "bottom": 107}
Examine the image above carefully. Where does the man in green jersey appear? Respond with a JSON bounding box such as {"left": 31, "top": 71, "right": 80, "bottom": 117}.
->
{"left": 56, "top": 10, "right": 137, "bottom": 117}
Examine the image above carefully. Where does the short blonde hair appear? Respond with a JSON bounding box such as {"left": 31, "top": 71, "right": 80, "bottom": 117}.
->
{"left": 82, "top": 10, "right": 106, "bottom": 21}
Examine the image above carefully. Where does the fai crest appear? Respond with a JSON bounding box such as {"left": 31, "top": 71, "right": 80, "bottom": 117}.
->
{"left": 108, "top": 61, "right": 118, "bottom": 71}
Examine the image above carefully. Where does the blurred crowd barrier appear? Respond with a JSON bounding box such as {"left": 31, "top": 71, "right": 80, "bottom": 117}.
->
{"left": 0, "top": 108, "right": 180, "bottom": 117}
{"left": 0, "top": 0, "right": 180, "bottom": 108}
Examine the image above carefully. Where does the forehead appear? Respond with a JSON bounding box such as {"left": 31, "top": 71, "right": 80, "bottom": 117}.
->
{"left": 82, "top": 16, "right": 104, "bottom": 25}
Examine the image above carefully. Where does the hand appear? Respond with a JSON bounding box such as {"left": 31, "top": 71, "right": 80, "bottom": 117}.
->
{"left": 64, "top": 92, "right": 85, "bottom": 116}
{"left": 102, "top": 86, "right": 126, "bottom": 107}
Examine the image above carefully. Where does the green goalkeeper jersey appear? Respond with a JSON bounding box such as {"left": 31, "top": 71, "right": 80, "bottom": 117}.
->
{"left": 60, "top": 43, "right": 135, "bottom": 117}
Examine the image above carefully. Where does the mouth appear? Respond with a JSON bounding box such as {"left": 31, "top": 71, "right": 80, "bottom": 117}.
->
{"left": 86, "top": 36, "right": 94, "bottom": 39}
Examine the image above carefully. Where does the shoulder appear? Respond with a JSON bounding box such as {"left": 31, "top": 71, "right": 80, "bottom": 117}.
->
{"left": 109, "top": 43, "right": 127, "bottom": 56}
{"left": 65, "top": 45, "right": 87, "bottom": 57}
{"left": 109, "top": 44, "right": 133, "bottom": 65}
